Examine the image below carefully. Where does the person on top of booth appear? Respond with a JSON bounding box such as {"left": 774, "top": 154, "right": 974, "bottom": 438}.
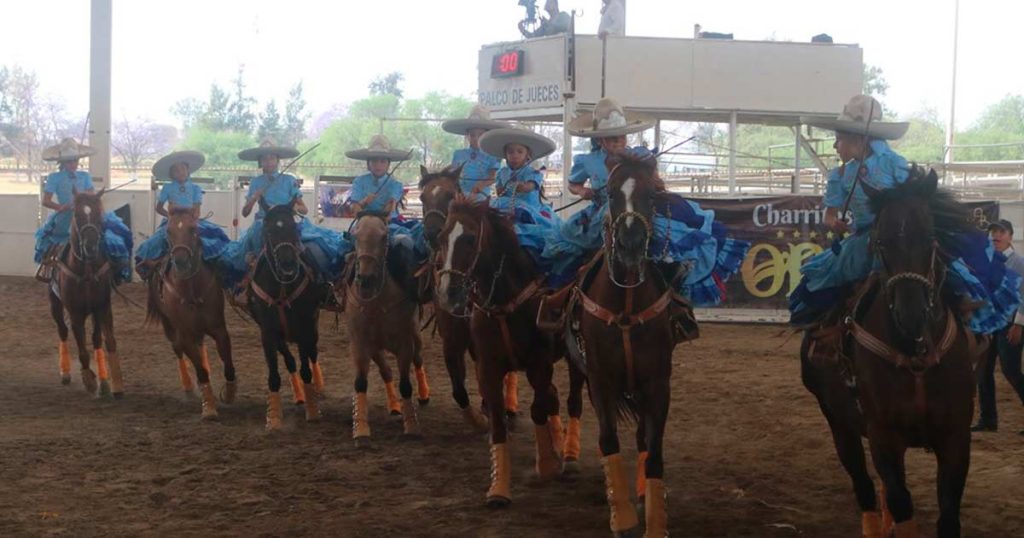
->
{"left": 519, "top": 0, "right": 572, "bottom": 38}
{"left": 441, "top": 105, "right": 509, "bottom": 202}
{"left": 479, "top": 126, "right": 559, "bottom": 268}
{"left": 34, "top": 138, "right": 133, "bottom": 283}
{"left": 790, "top": 94, "right": 1020, "bottom": 349}
{"left": 222, "top": 139, "right": 347, "bottom": 288}
{"left": 134, "top": 151, "right": 231, "bottom": 279}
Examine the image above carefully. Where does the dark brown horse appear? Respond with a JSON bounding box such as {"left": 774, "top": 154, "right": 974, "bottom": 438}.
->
{"left": 248, "top": 201, "right": 328, "bottom": 430}
{"left": 802, "top": 168, "right": 976, "bottom": 538}
{"left": 145, "top": 208, "right": 237, "bottom": 419}
{"left": 571, "top": 153, "right": 679, "bottom": 536}
{"left": 48, "top": 191, "right": 124, "bottom": 398}
{"left": 436, "top": 198, "right": 573, "bottom": 507}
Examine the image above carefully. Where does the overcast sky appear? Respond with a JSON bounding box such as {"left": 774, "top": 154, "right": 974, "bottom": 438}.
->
{"left": 2, "top": 0, "right": 1020, "bottom": 129}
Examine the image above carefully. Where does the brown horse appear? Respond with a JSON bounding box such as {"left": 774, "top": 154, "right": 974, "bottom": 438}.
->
{"left": 145, "top": 208, "right": 237, "bottom": 419}
{"left": 436, "top": 198, "right": 570, "bottom": 507}
{"left": 802, "top": 168, "right": 976, "bottom": 538}
{"left": 48, "top": 191, "right": 124, "bottom": 398}
{"left": 342, "top": 211, "right": 428, "bottom": 446}
{"left": 569, "top": 153, "right": 679, "bottom": 536}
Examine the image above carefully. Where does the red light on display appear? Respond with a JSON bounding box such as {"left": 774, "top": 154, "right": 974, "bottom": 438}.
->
{"left": 491, "top": 50, "right": 525, "bottom": 78}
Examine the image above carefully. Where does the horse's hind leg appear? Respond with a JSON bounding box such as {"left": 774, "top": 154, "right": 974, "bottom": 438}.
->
{"left": 870, "top": 437, "right": 917, "bottom": 536}
{"left": 279, "top": 342, "right": 305, "bottom": 405}
{"left": 351, "top": 344, "right": 373, "bottom": 447}
{"left": 525, "top": 359, "right": 561, "bottom": 481}
{"left": 395, "top": 338, "right": 421, "bottom": 439}
{"left": 563, "top": 362, "right": 585, "bottom": 473}
{"left": 49, "top": 290, "right": 71, "bottom": 385}
{"left": 69, "top": 311, "right": 96, "bottom": 395}
{"left": 98, "top": 307, "right": 124, "bottom": 398}
{"left": 183, "top": 338, "right": 217, "bottom": 420}
{"left": 92, "top": 315, "right": 110, "bottom": 397}
{"left": 934, "top": 431, "right": 970, "bottom": 538}
{"left": 443, "top": 326, "right": 486, "bottom": 431}
{"left": 210, "top": 326, "right": 237, "bottom": 403}
{"left": 262, "top": 332, "right": 284, "bottom": 430}
{"left": 372, "top": 352, "right": 401, "bottom": 416}
{"left": 641, "top": 377, "right": 671, "bottom": 538}
{"left": 412, "top": 331, "right": 430, "bottom": 406}
{"left": 297, "top": 335, "right": 321, "bottom": 422}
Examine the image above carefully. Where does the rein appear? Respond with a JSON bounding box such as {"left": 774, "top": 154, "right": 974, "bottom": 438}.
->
{"left": 58, "top": 209, "right": 111, "bottom": 284}
{"left": 249, "top": 224, "right": 313, "bottom": 342}
{"left": 351, "top": 213, "right": 391, "bottom": 303}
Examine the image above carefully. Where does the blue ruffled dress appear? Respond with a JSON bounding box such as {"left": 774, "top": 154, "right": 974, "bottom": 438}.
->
{"left": 134, "top": 178, "right": 231, "bottom": 273}
{"left": 490, "top": 165, "right": 560, "bottom": 272}
{"left": 349, "top": 172, "right": 427, "bottom": 261}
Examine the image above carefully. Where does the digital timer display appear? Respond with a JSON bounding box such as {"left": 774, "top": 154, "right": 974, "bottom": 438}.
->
{"left": 491, "top": 50, "right": 525, "bottom": 78}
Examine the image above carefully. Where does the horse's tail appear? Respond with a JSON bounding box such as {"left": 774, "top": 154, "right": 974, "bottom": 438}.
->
{"left": 615, "top": 393, "right": 640, "bottom": 424}
{"left": 144, "top": 277, "right": 167, "bottom": 327}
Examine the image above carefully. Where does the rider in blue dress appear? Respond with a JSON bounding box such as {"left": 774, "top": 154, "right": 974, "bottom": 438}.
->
{"left": 479, "top": 127, "right": 560, "bottom": 272}
{"left": 221, "top": 140, "right": 347, "bottom": 287}
{"left": 790, "top": 95, "right": 1020, "bottom": 335}
{"left": 34, "top": 138, "right": 133, "bottom": 283}
{"left": 134, "top": 151, "right": 231, "bottom": 279}
{"left": 442, "top": 105, "right": 509, "bottom": 202}
{"left": 542, "top": 98, "right": 748, "bottom": 306}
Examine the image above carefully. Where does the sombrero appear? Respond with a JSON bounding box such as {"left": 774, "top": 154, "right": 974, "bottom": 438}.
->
{"left": 567, "top": 97, "right": 655, "bottom": 138}
{"left": 441, "top": 104, "right": 510, "bottom": 135}
{"left": 345, "top": 134, "right": 412, "bottom": 161}
{"left": 479, "top": 128, "right": 557, "bottom": 161}
{"left": 801, "top": 95, "right": 909, "bottom": 140}
{"left": 152, "top": 150, "right": 205, "bottom": 181}
{"left": 238, "top": 138, "right": 300, "bottom": 161}
{"left": 42, "top": 138, "right": 95, "bottom": 162}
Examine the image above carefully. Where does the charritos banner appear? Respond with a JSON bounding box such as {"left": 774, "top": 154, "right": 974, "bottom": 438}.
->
{"left": 695, "top": 196, "right": 998, "bottom": 310}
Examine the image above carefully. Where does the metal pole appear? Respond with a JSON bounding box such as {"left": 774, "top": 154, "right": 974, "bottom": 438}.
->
{"left": 793, "top": 123, "right": 802, "bottom": 194}
{"left": 944, "top": 0, "right": 960, "bottom": 165}
{"left": 728, "top": 111, "right": 737, "bottom": 195}
{"left": 89, "top": 0, "right": 112, "bottom": 188}
{"left": 562, "top": 96, "right": 575, "bottom": 211}
{"left": 654, "top": 120, "right": 661, "bottom": 151}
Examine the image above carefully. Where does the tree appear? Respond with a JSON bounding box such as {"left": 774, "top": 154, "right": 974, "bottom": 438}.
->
{"left": 891, "top": 107, "right": 945, "bottom": 163}
{"left": 111, "top": 117, "right": 177, "bottom": 178}
{"left": 283, "top": 82, "right": 310, "bottom": 146}
{"left": 224, "top": 66, "right": 256, "bottom": 133}
{"left": 957, "top": 94, "right": 1024, "bottom": 161}
{"left": 368, "top": 71, "right": 404, "bottom": 98}
{"left": 257, "top": 100, "right": 283, "bottom": 141}
{"left": 179, "top": 126, "right": 255, "bottom": 188}
{"left": 863, "top": 64, "right": 889, "bottom": 98}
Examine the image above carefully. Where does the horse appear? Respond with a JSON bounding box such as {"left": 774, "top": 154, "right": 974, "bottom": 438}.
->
{"left": 436, "top": 198, "right": 581, "bottom": 507}
{"left": 802, "top": 168, "right": 977, "bottom": 538}
{"left": 343, "top": 211, "right": 428, "bottom": 446}
{"left": 247, "top": 201, "right": 328, "bottom": 430}
{"left": 568, "top": 152, "right": 681, "bottom": 536}
{"left": 145, "top": 208, "right": 237, "bottom": 419}
{"left": 47, "top": 191, "right": 125, "bottom": 398}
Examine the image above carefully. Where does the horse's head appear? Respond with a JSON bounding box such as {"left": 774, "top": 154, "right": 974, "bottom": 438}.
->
{"left": 166, "top": 207, "right": 201, "bottom": 276}
{"left": 262, "top": 201, "right": 302, "bottom": 280}
{"left": 867, "top": 166, "right": 962, "bottom": 342}
{"left": 605, "top": 150, "right": 662, "bottom": 286}
{"left": 351, "top": 210, "right": 390, "bottom": 299}
{"left": 419, "top": 163, "right": 463, "bottom": 247}
{"left": 71, "top": 191, "right": 105, "bottom": 260}
{"left": 435, "top": 197, "right": 491, "bottom": 314}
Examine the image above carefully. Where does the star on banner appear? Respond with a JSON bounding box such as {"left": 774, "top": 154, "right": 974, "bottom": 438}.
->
{"left": 809, "top": 231, "right": 819, "bottom": 239}
{"left": 792, "top": 230, "right": 802, "bottom": 239}
{"left": 826, "top": 231, "right": 835, "bottom": 240}
{"left": 776, "top": 230, "right": 786, "bottom": 239}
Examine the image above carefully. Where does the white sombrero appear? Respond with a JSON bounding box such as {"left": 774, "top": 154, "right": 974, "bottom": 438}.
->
{"left": 152, "top": 150, "right": 205, "bottom": 181}
{"left": 42, "top": 138, "right": 95, "bottom": 162}
{"left": 802, "top": 95, "right": 909, "bottom": 140}
{"left": 238, "top": 138, "right": 300, "bottom": 162}
{"left": 568, "top": 97, "right": 655, "bottom": 138}
{"left": 479, "top": 128, "right": 557, "bottom": 161}
{"left": 441, "top": 104, "right": 511, "bottom": 135}
{"left": 345, "top": 134, "right": 412, "bottom": 161}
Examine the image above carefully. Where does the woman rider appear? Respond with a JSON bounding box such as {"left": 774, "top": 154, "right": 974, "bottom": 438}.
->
{"left": 442, "top": 105, "right": 509, "bottom": 202}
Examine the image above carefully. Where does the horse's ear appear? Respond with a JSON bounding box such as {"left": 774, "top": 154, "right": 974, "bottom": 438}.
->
{"left": 450, "top": 162, "right": 464, "bottom": 178}
{"left": 923, "top": 167, "right": 939, "bottom": 195}
{"left": 420, "top": 164, "right": 429, "bottom": 178}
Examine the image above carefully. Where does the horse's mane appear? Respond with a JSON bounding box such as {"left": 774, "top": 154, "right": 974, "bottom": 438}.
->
{"left": 355, "top": 209, "right": 390, "bottom": 221}
{"left": 168, "top": 206, "right": 195, "bottom": 217}
{"left": 418, "top": 164, "right": 461, "bottom": 188}
{"left": 265, "top": 203, "right": 296, "bottom": 220}
{"left": 868, "top": 166, "right": 972, "bottom": 246}
{"left": 607, "top": 150, "right": 665, "bottom": 190}
{"left": 448, "top": 198, "right": 523, "bottom": 259}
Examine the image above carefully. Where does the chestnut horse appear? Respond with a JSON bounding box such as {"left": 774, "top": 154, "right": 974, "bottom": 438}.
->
{"left": 145, "top": 208, "right": 237, "bottom": 419}
{"left": 343, "top": 211, "right": 428, "bottom": 446}
{"left": 48, "top": 191, "right": 124, "bottom": 398}
{"left": 436, "top": 199, "right": 573, "bottom": 507}
{"left": 248, "top": 202, "right": 327, "bottom": 429}
{"left": 802, "top": 168, "right": 977, "bottom": 538}
{"left": 571, "top": 153, "right": 680, "bottom": 536}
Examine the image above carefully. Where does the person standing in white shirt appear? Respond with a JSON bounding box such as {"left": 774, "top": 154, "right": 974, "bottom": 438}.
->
{"left": 598, "top": 0, "right": 625, "bottom": 38}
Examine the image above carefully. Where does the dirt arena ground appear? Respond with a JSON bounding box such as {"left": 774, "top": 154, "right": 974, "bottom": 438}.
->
{"left": 1, "top": 275, "right": 1022, "bottom": 537}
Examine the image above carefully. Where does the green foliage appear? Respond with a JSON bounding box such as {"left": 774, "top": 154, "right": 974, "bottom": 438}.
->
{"left": 956, "top": 94, "right": 1024, "bottom": 161}
{"left": 368, "top": 72, "right": 404, "bottom": 98}
{"left": 863, "top": 64, "right": 889, "bottom": 98}
{"left": 178, "top": 126, "right": 255, "bottom": 188}
{"left": 890, "top": 107, "right": 945, "bottom": 163}
{"left": 283, "top": 82, "right": 309, "bottom": 147}
{"left": 258, "top": 100, "right": 283, "bottom": 141}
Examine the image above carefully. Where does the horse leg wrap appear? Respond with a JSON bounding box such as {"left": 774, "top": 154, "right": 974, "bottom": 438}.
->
{"left": 303, "top": 384, "right": 321, "bottom": 422}
{"left": 290, "top": 372, "right": 306, "bottom": 404}
{"left": 177, "top": 358, "right": 194, "bottom": 393}
{"left": 602, "top": 453, "right": 639, "bottom": 533}
{"left": 401, "top": 398, "right": 420, "bottom": 436}
{"left": 860, "top": 511, "right": 884, "bottom": 538}
{"left": 58, "top": 341, "right": 71, "bottom": 383}
{"left": 265, "top": 392, "right": 283, "bottom": 431}
{"left": 384, "top": 381, "right": 402, "bottom": 415}
{"left": 564, "top": 417, "right": 582, "bottom": 462}
{"left": 94, "top": 349, "right": 109, "bottom": 380}
{"left": 415, "top": 366, "right": 431, "bottom": 404}
{"left": 636, "top": 451, "right": 649, "bottom": 501}
{"left": 462, "top": 405, "right": 489, "bottom": 433}
{"left": 311, "top": 362, "right": 325, "bottom": 393}
{"left": 200, "top": 345, "right": 212, "bottom": 376}
{"left": 503, "top": 372, "right": 519, "bottom": 413}
{"left": 108, "top": 352, "right": 124, "bottom": 396}
{"left": 547, "top": 415, "right": 565, "bottom": 460}
{"left": 199, "top": 383, "right": 218, "bottom": 420}
{"left": 534, "top": 423, "right": 562, "bottom": 480}
{"left": 644, "top": 478, "right": 668, "bottom": 537}
{"left": 487, "top": 443, "right": 512, "bottom": 506}
{"left": 352, "top": 392, "right": 371, "bottom": 440}
{"left": 892, "top": 519, "right": 920, "bottom": 538}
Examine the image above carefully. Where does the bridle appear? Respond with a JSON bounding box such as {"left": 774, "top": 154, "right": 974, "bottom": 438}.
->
{"left": 351, "top": 213, "right": 390, "bottom": 302}
{"left": 262, "top": 215, "right": 304, "bottom": 286}
{"left": 872, "top": 214, "right": 944, "bottom": 336}
{"left": 71, "top": 209, "right": 103, "bottom": 262}
{"left": 435, "top": 218, "right": 487, "bottom": 318}
{"left": 166, "top": 219, "right": 202, "bottom": 280}
{"left": 602, "top": 163, "right": 671, "bottom": 289}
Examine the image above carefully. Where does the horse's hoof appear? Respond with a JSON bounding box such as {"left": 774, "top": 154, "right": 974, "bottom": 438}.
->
{"left": 389, "top": 410, "right": 402, "bottom": 417}
{"left": 60, "top": 374, "right": 71, "bottom": 386}
{"left": 485, "top": 495, "right": 511, "bottom": 509}
{"left": 200, "top": 410, "right": 219, "bottom": 421}
{"left": 112, "top": 392, "right": 124, "bottom": 400}
{"left": 98, "top": 380, "right": 112, "bottom": 398}
{"left": 562, "top": 459, "right": 581, "bottom": 475}
{"left": 81, "top": 370, "right": 98, "bottom": 395}
{"left": 354, "top": 436, "right": 371, "bottom": 449}
{"left": 220, "top": 381, "right": 238, "bottom": 404}
{"left": 612, "top": 528, "right": 641, "bottom": 538}
{"left": 418, "top": 397, "right": 430, "bottom": 407}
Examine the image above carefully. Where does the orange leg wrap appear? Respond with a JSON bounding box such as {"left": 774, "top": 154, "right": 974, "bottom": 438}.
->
{"left": 384, "top": 380, "right": 401, "bottom": 415}
{"left": 415, "top": 366, "right": 431, "bottom": 402}
{"left": 177, "top": 358, "right": 194, "bottom": 392}
{"left": 602, "top": 453, "right": 639, "bottom": 533}
{"left": 564, "top": 417, "right": 582, "bottom": 462}
{"left": 290, "top": 372, "right": 306, "bottom": 404}
{"left": 503, "top": 372, "right": 519, "bottom": 413}
{"left": 303, "top": 384, "right": 321, "bottom": 422}
{"left": 266, "top": 391, "right": 283, "bottom": 431}
{"left": 94, "top": 349, "right": 109, "bottom": 381}
{"left": 861, "top": 511, "right": 884, "bottom": 538}
{"left": 200, "top": 383, "right": 218, "bottom": 420}
{"left": 635, "top": 451, "right": 649, "bottom": 500}
{"left": 353, "top": 392, "right": 371, "bottom": 440}
{"left": 487, "top": 443, "right": 512, "bottom": 506}
{"left": 645, "top": 479, "right": 668, "bottom": 537}
{"left": 548, "top": 415, "right": 565, "bottom": 460}
{"left": 58, "top": 341, "right": 71, "bottom": 377}
{"left": 534, "top": 423, "right": 562, "bottom": 480}
{"left": 311, "top": 362, "right": 325, "bottom": 393}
